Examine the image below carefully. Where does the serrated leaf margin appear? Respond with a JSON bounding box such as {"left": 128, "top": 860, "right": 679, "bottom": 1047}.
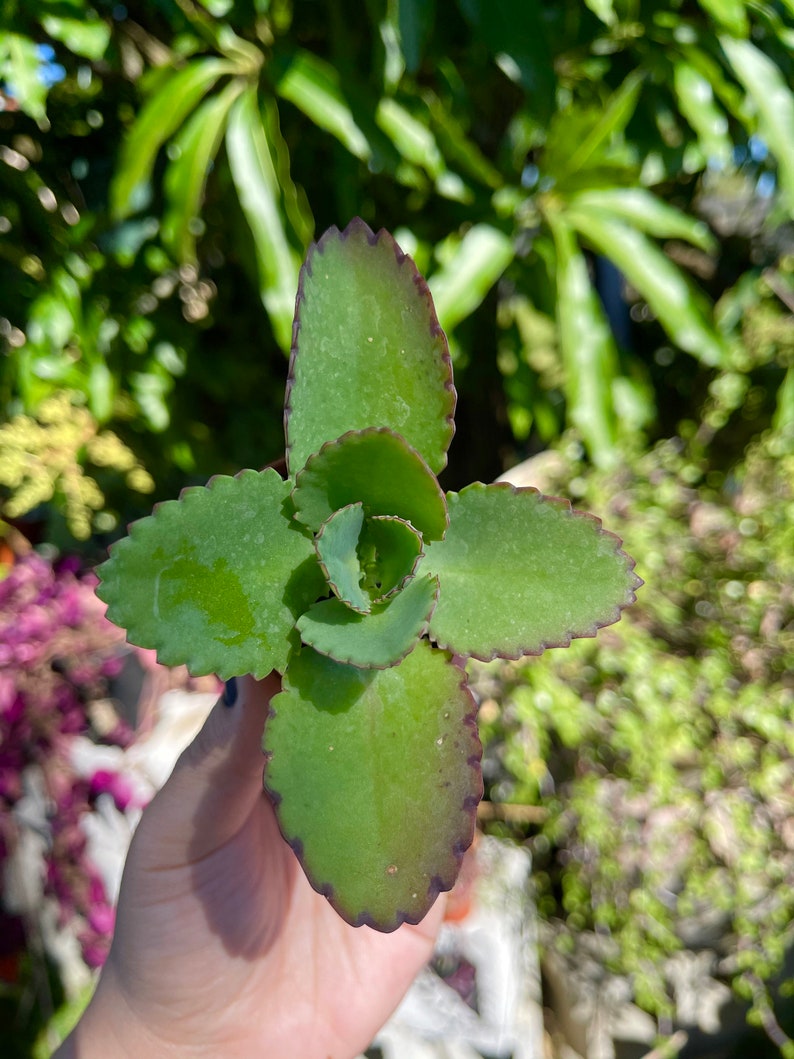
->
{"left": 284, "top": 217, "right": 456, "bottom": 476}
{"left": 262, "top": 648, "right": 483, "bottom": 931}
{"left": 427, "top": 481, "right": 644, "bottom": 662}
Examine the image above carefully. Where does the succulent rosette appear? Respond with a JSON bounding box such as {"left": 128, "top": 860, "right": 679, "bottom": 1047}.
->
{"left": 97, "top": 219, "right": 641, "bottom": 930}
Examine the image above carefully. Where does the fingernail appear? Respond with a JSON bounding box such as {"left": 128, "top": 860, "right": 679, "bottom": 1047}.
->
{"left": 222, "top": 677, "right": 238, "bottom": 708}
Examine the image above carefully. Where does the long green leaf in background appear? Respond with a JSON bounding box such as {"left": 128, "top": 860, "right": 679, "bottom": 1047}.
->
{"left": 423, "top": 90, "right": 504, "bottom": 190}
{"left": 774, "top": 366, "right": 794, "bottom": 432}
{"left": 566, "top": 206, "right": 730, "bottom": 368}
{"left": 2, "top": 33, "right": 48, "bottom": 121}
{"left": 111, "top": 58, "right": 236, "bottom": 219}
{"left": 273, "top": 47, "right": 414, "bottom": 184}
{"left": 721, "top": 36, "right": 794, "bottom": 213}
{"left": 566, "top": 188, "right": 717, "bottom": 253}
{"left": 376, "top": 98, "right": 471, "bottom": 202}
{"left": 260, "top": 94, "right": 315, "bottom": 249}
{"left": 428, "top": 225, "right": 515, "bottom": 335}
{"left": 673, "top": 60, "right": 733, "bottom": 166}
{"left": 677, "top": 38, "right": 745, "bottom": 120}
{"left": 584, "top": 0, "right": 616, "bottom": 24}
{"left": 40, "top": 15, "right": 110, "bottom": 61}
{"left": 226, "top": 86, "right": 303, "bottom": 352}
{"left": 162, "top": 80, "right": 244, "bottom": 262}
{"left": 394, "top": 0, "right": 436, "bottom": 73}
{"left": 552, "top": 71, "right": 644, "bottom": 188}
{"left": 698, "top": 0, "right": 749, "bottom": 36}
{"left": 273, "top": 48, "right": 373, "bottom": 162}
{"left": 547, "top": 211, "right": 620, "bottom": 465}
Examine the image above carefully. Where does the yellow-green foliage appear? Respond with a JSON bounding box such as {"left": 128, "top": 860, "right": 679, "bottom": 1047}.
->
{"left": 0, "top": 391, "right": 154, "bottom": 540}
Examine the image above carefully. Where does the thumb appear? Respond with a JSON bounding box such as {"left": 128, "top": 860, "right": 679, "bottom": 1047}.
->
{"left": 134, "top": 673, "right": 282, "bottom": 867}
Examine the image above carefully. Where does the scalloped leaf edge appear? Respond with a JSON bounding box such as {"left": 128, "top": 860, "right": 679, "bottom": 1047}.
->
{"left": 427, "top": 481, "right": 644, "bottom": 663}
{"left": 296, "top": 573, "right": 440, "bottom": 670}
{"left": 314, "top": 502, "right": 371, "bottom": 614}
{"left": 290, "top": 426, "right": 449, "bottom": 541}
{"left": 262, "top": 650, "right": 483, "bottom": 931}
{"left": 364, "top": 513, "right": 425, "bottom": 604}
{"left": 284, "top": 217, "right": 457, "bottom": 477}
{"left": 96, "top": 468, "right": 315, "bottom": 680}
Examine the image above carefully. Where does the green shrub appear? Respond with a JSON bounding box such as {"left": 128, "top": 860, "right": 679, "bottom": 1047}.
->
{"left": 476, "top": 422, "right": 794, "bottom": 1036}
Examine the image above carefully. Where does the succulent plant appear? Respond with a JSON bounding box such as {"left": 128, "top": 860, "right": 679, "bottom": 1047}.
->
{"left": 96, "top": 219, "right": 640, "bottom": 930}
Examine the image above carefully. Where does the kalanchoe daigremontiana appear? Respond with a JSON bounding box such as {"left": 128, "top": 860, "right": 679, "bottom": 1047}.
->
{"left": 97, "top": 219, "right": 642, "bottom": 930}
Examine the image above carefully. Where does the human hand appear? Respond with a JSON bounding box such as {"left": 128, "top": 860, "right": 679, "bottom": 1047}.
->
{"left": 56, "top": 674, "right": 445, "bottom": 1058}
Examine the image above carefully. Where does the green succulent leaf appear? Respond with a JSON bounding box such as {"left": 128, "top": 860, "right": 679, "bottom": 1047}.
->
{"left": 285, "top": 218, "right": 455, "bottom": 476}
{"left": 263, "top": 641, "right": 481, "bottom": 929}
{"left": 296, "top": 572, "right": 439, "bottom": 669}
{"left": 291, "top": 427, "right": 448, "bottom": 541}
{"left": 315, "top": 504, "right": 425, "bottom": 613}
{"left": 360, "top": 514, "right": 424, "bottom": 600}
{"left": 424, "top": 483, "right": 641, "bottom": 660}
{"left": 96, "top": 469, "right": 324, "bottom": 679}
{"left": 315, "top": 502, "right": 371, "bottom": 613}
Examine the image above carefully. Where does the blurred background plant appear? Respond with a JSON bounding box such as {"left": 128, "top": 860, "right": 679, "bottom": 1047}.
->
{"left": 0, "top": 545, "right": 130, "bottom": 1059}
{"left": 0, "top": 391, "right": 154, "bottom": 545}
{"left": 3, "top": 0, "right": 793, "bottom": 513}
{"left": 479, "top": 416, "right": 794, "bottom": 1054}
{"left": 1, "top": 0, "right": 794, "bottom": 1054}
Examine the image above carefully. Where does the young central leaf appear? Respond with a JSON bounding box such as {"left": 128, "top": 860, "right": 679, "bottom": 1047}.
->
{"left": 291, "top": 427, "right": 448, "bottom": 540}
{"left": 359, "top": 515, "right": 423, "bottom": 601}
{"left": 285, "top": 218, "right": 456, "bottom": 477}
{"left": 315, "top": 505, "right": 424, "bottom": 614}
{"left": 263, "top": 642, "right": 482, "bottom": 930}
{"left": 297, "top": 572, "right": 439, "bottom": 669}
{"left": 315, "top": 503, "right": 371, "bottom": 613}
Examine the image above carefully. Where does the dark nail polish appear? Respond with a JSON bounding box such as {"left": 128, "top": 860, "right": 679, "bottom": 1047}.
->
{"left": 222, "top": 677, "right": 238, "bottom": 708}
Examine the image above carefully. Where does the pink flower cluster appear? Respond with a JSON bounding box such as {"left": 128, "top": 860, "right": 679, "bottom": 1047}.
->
{"left": 0, "top": 552, "right": 132, "bottom": 971}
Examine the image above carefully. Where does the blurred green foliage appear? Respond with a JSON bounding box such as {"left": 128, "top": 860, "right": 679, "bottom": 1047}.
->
{"left": 476, "top": 416, "right": 794, "bottom": 1043}
{"left": 1, "top": 0, "right": 793, "bottom": 543}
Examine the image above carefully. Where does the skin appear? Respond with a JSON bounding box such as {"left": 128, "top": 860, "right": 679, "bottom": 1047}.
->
{"left": 55, "top": 674, "right": 444, "bottom": 1058}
